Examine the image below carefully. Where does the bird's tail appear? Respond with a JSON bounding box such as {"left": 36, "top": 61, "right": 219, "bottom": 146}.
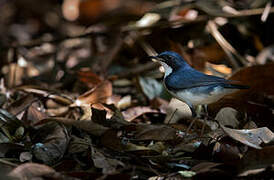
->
{"left": 224, "top": 83, "right": 250, "bottom": 89}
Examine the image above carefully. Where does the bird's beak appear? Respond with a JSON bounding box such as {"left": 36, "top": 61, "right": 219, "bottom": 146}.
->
{"left": 148, "top": 56, "right": 160, "bottom": 62}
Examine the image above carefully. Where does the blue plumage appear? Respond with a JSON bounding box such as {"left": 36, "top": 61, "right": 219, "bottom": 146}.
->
{"left": 150, "top": 51, "right": 249, "bottom": 116}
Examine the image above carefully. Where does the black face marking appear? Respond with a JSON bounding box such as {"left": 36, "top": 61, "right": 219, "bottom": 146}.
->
{"left": 158, "top": 54, "right": 181, "bottom": 70}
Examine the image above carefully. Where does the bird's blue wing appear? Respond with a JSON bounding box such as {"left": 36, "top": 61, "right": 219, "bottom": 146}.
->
{"left": 164, "top": 68, "right": 231, "bottom": 90}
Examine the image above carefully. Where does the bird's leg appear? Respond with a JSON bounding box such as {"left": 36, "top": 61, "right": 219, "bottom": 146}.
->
{"left": 200, "top": 104, "right": 208, "bottom": 136}
{"left": 186, "top": 104, "right": 197, "bottom": 135}
{"left": 190, "top": 105, "right": 196, "bottom": 118}
{"left": 203, "top": 104, "right": 208, "bottom": 117}
{"left": 195, "top": 105, "right": 203, "bottom": 118}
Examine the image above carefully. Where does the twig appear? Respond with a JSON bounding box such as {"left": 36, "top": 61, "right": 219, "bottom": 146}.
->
{"left": 0, "top": 158, "right": 18, "bottom": 167}
{"left": 138, "top": 38, "right": 158, "bottom": 56}
{"left": 122, "top": 15, "right": 208, "bottom": 32}
{"left": 224, "top": 6, "right": 274, "bottom": 18}
{"left": 123, "top": 6, "right": 274, "bottom": 32}
{"left": 207, "top": 20, "right": 247, "bottom": 69}
{"left": 261, "top": 1, "right": 272, "bottom": 22}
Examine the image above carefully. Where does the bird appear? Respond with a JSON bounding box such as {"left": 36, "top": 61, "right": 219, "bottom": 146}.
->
{"left": 149, "top": 51, "right": 249, "bottom": 117}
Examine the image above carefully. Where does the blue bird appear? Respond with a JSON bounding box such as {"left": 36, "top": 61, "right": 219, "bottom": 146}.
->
{"left": 149, "top": 51, "right": 248, "bottom": 117}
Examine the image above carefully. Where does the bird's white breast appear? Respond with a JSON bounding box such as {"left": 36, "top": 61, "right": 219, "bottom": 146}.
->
{"left": 166, "top": 86, "right": 236, "bottom": 106}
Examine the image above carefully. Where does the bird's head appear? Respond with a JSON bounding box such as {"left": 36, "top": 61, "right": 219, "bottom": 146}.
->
{"left": 149, "top": 51, "right": 189, "bottom": 77}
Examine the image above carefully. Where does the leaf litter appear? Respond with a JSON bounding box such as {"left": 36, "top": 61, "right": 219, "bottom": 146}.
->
{"left": 0, "top": 0, "right": 274, "bottom": 179}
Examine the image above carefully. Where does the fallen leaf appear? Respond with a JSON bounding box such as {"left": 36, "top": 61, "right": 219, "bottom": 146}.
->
{"left": 7, "top": 94, "right": 37, "bottom": 116}
{"left": 35, "top": 117, "right": 109, "bottom": 136}
{"left": 239, "top": 146, "right": 274, "bottom": 173}
{"left": 101, "top": 129, "right": 166, "bottom": 154}
{"left": 117, "top": 95, "right": 131, "bottom": 109}
{"left": 221, "top": 126, "right": 274, "bottom": 149}
{"left": 91, "top": 147, "right": 124, "bottom": 174}
{"left": 0, "top": 109, "right": 24, "bottom": 142}
{"left": 19, "top": 152, "right": 33, "bottom": 162}
{"left": 31, "top": 122, "right": 70, "bottom": 165}
{"left": 77, "top": 70, "right": 102, "bottom": 87}
{"left": 22, "top": 104, "right": 47, "bottom": 127}
{"left": 9, "top": 163, "right": 78, "bottom": 180}
{"left": 68, "top": 135, "right": 90, "bottom": 154}
{"left": 191, "top": 162, "right": 233, "bottom": 178}
{"left": 215, "top": 107, "right": 239, "bottom": 128}
{"left": 212, "top": 139, "right": 242, "bottom": 165}
{"left": 164, "top": 98, "right": 192, "bottom": 124}
{"left": 16, "top": 85, "right": 73, "bottom": 105}
{"left": 173, "top": 141, "right": 202, "bottom": 153}
{"left": 46, "top": 106, "right": 70, "bottom": 117}
{"left": 134, "top": 124, "right": 177, "bottom": 141}
{"left": 74, "top": 80, "right": 112, "bottom": 106}
{"left": 122, "top": 106, "right": 158, "bottom": 122}
{"left": 238, "top": 165, "right": 274, "bottom": 178}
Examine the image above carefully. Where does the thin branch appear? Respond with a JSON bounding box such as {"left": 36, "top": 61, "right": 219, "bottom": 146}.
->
{"left": 207, "top": 20, "right": 248, "bottom": 69}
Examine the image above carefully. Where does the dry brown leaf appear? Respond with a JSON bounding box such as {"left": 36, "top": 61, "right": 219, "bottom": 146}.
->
{"left": 212, "top": 140, "right": 242, "bottom": 165}
{"left": 22, "top": 104, "right": 48, "bottom": 127}
{"left": 239, "top": 146, "right": 274, "bottom": 174}
{"left": 16, "top": 85, "right": 73, "bottom": 105}
{"left": 77, "top": 70, "right": 103, "bottom": 88}
{"left": 74, "top": 80, "right": 112, "bottom": 106}
{"left": 191, "top": 162, "right": 230, "bottom": 178}
{"left": 91, "top": 147, "right": 124, "bottom": 174}
{"left": 9, "top": 163, "right": 77, "bottom": 180}
{"left": 35, "top": 117, "right": 108, "bottom": 136}
{"left": 100, "top": 129, "right": 166, "bottom": 154}
{"left": 221, "top": 126, "right": 274, "bottom": 149}
{"left": 46, "top": 106, "right": 70, "bottom": 117}
{"left": 134, "top": 124, "right": 177, "bottom": 141}
{"left": 7, "top": 94, "right": 37, "bottom": 116}
{"left": 31, "top": 122, "right": 70, "bottom": 165}
{"left": 122, "top": 106, "right": 158, "bottom": 122}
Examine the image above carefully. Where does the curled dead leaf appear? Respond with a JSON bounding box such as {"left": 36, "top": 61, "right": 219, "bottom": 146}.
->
{"left": 74, "top": 80, "right": 112, "bottom": 106}
{"left": 31, "top": 122, "right": 70, "bottom": 165}
{"left": 221, "top": 126, "right": 274, "bottom": 149}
